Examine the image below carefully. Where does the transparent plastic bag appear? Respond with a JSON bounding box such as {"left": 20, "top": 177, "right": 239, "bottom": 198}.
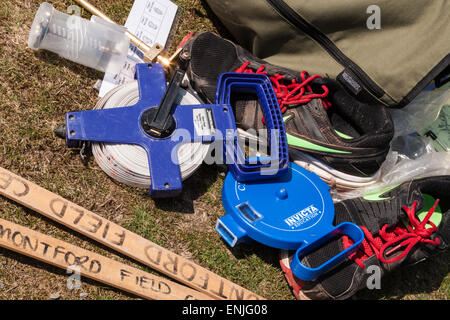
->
{"left": 333, "top": 85, "right": 450, "bottom": 202}
{"left": 390, "top": 84, "right": 450, "bottom": 138}
{"left": 333, "top": 150, "right": 450, "bottom": 202}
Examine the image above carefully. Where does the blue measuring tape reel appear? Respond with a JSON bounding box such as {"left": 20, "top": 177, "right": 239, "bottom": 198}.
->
{"left": 218, "top": 162, "right": 365, "bottom": 281}
{"left": 64, "top": 64, "right": 289, "bottom": 197}
{"left": 216, "top": 73, "right": 289, "bottom": 182}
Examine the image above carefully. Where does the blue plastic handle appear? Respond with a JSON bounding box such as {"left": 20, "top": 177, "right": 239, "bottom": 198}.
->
{"left": 290, "top": 222, "right": 365, "bottom": 281}
{"left": 215, "top": 73, "right": 289, "bottom": 182}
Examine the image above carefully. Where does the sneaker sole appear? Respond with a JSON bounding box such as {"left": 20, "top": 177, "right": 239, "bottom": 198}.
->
{"left": 279, "top": 250, "right": 310, "bottom": 300}
{"left": 290, "top": 149, "right": 380, "bottom": 191}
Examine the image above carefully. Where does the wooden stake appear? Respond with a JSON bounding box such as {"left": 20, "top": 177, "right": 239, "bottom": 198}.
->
{"left": 0, "top": 167, "right": 264, "bottom": 300}
{"left": 0, "top": 217, "right": 210, "bottom": 300}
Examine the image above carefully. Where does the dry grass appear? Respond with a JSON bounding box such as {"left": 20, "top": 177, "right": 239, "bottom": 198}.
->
{"left": 0, "top": 0, "right": 448, "bottom": 301}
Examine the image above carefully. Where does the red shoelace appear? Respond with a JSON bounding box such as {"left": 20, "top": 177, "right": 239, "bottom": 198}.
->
{"left": 343, "top": 199, "right": 441, "bottom": 268}
{"left": 234, "top": 62, "right": 331, "bottom": 120}
{"left": 177, "top": 32, "right": 194, "bottom": 49}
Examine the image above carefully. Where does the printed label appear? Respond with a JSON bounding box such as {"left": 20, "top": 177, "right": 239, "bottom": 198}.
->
{"left": 193, "top": 108, "right": 216, "bottom": 136}
{"left": 284, "top": 205, "right": 321, "bottom": 229}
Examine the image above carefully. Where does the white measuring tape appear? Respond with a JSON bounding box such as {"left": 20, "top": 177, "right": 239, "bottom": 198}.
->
{"left": 92, "top": 81, "right": 210, "bottom": 188}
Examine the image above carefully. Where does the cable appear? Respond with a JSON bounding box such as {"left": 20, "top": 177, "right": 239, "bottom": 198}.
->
{"left": 92, "top": 81, "right": 210, "bottom": 189}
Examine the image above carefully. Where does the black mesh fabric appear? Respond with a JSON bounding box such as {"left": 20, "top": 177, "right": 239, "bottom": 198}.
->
{"left": 294, "top": 78, "right": 393, "bottom": 176}
{"left": 301, "top": 202, "right": 359, "bottom": 297}
{"left": 413, "top": 176, "right": 450, "bottom": 246}
{"left": 190, "top": 32, "right": 237, "bottom": 80}
{"left": 303, "top": 236, "right": 343, "bottom": 269}
{"left": 189, "top": 32, "right": 241, "bottom": 102}
{"left": 311, "top": 77, "right": 394, "bottom": 149}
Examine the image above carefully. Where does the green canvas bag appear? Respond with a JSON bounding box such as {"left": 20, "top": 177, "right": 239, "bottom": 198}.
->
{"left": 205, "top": 0, "right": 450, "bottom": 108}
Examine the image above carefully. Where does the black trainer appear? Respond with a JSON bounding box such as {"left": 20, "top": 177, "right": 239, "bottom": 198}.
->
{"left": 280, "top": 176, "right": 450, "bottom": 300}
{"left": 181, "top": 31, "right": 394, "bottom": 190}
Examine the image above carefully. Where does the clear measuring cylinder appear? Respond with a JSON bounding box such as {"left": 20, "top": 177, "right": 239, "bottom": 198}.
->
{"left": 28, "top": 2, "right": 130, "bottom": 73}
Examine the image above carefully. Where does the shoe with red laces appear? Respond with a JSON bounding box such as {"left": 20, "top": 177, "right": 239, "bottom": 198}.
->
{"left": 181, "top": 32, "right": 394, "bottom": 190}
{"left": 280, "top": 176, "right": 450, "bottom": 300}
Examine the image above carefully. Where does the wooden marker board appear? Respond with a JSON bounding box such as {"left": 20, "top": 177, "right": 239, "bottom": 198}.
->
{"left": 0, "top": 217, "right": 210, "bottom": 300}
{"left": 0, "top": 167, "right": 264, "bottom": 300}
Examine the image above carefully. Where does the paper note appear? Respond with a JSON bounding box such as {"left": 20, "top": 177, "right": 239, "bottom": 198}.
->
{"left": 98, "top": 0, "right": 178, "bottom": 97}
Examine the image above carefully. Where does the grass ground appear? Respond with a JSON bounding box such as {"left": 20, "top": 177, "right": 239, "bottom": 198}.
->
{"left": 0, "top": 0, "right": 448, "bottom": 300}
